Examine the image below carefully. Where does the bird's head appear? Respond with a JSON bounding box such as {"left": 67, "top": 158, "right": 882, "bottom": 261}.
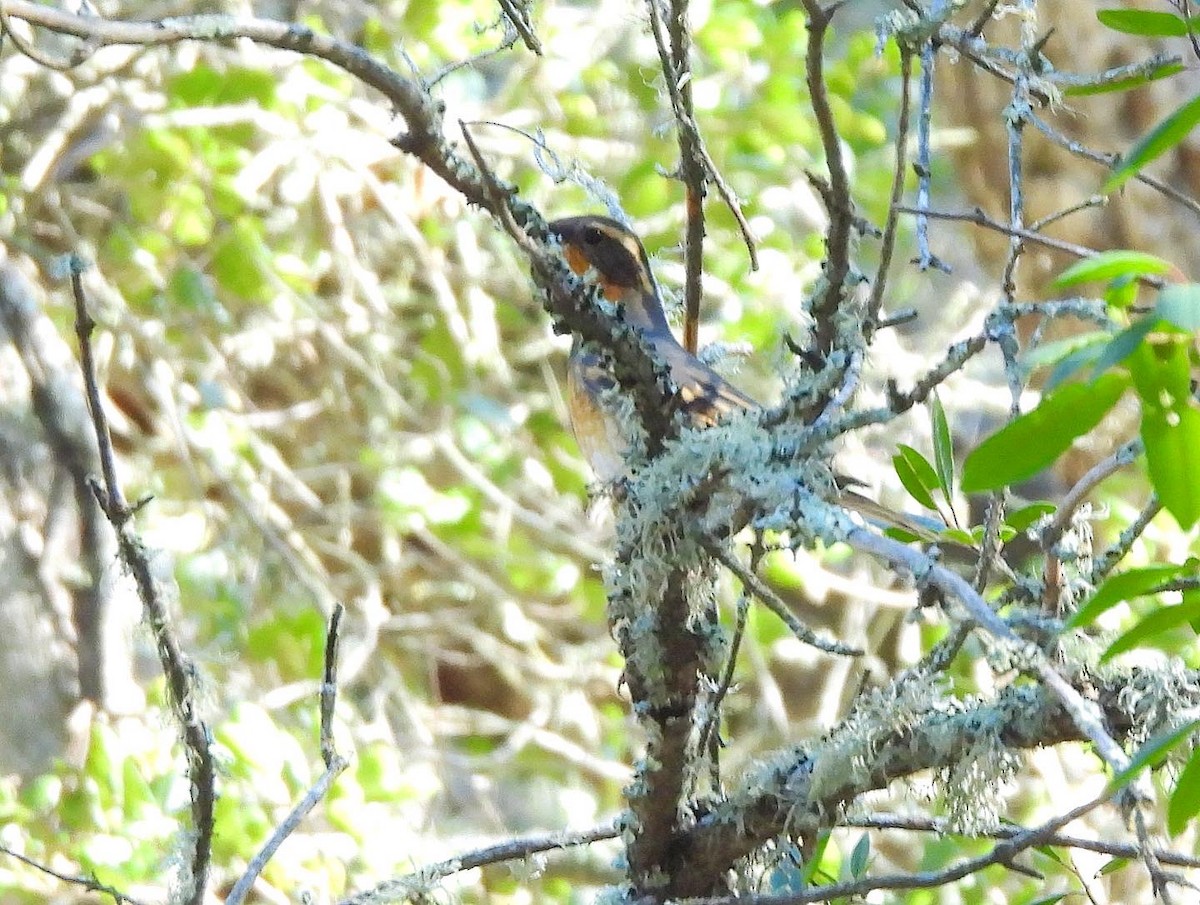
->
{"left": 549, "top": 215, "right": 669, "bottom": 331}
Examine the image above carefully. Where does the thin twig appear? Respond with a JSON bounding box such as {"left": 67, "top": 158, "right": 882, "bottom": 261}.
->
{"left": 428, "top": 24, "right": 522, "bottom": 87}
{"left": 685, "top": 791, "right": 1114, "bottom": 904}
{"left": 868, "top": 46, "right": 914, "bottom": 332}
{"left": 225, "top": 761, "right": 347, "bottom": 905}
{"left": 966, "top": 0, "right": 1003, "bottom": 37}
{"left": 320, "top": 601, "right": 345, "bottom": 768}
{"left": 1029, "top": 194, "right": 1107, "bottom": 231}
{"left": 645, "top": 0, "right": 758, "bottom": 352}
{"left": 1040, "top": 439, "right": 1141, "bottom": 551}
{"left": 496, "top": 0, "right": 542, "bottom": 54}
{"left": 1089, "top": 497, "right": 1164, "bottom": 587}
{"left": 1026, "top": 112, "right": 1200, "bottom": 221}
{"left": 70, "top": 265, "right": 127, "bottom": 523}
{"left": 911, "top": 37, "right": 949, "bottom": 273}
{"left": 0, "top": 2, "right": 93, "bottom": 69}
{"left": 844, "top": 812, "right": 1200, "bottom": 870}
{"left": 711, "top": 545, "right": 862, "bottom": 657}
{"left": 1134, "top": 805, "right": 1175, "bottom": 903}
{"left": 341, "top": 821, "right": 622, "bottom": 904}
{"left": 884, "top": 333, "right": 989, "bottom": 414}
{"left": 647, "top": 0, "right": 706, "bottom": 354}
{"left": 894, "top": 204, "right": 1167, "bottom": 287}
{"left": 225, "top": 603, "right": 350, "bottom": 905}
{"left": 0, "top": 2, "right": 500, "bottom": 214}
{"left": 845, "top": 527, "right": 1131, "bottom": 774}
{"left": 801, "top": 0, "right": 854, "bottom": 353}
{"left": 1003, "top": 5, "right": 1031, "bottom": 305}
{"left": 69, "top": 260, "right": 214, "bottom": 905}
{"left": 0, "top": 845, "right": 151, "bottom": 905}
{"left": 698, "top": 589, "right": 749, "bottom": 775}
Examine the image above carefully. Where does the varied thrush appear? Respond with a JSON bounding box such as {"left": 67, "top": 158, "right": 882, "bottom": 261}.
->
{"left": 549, "top": 214, "right": 931, "bottom": 537}
{"left": 551, "top": 214, "right": 758, "bottom": 482}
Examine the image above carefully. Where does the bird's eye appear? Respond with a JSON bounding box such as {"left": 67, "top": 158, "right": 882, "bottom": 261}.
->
{"left": 582, "top": 226, "right": 604, "bottom": 245}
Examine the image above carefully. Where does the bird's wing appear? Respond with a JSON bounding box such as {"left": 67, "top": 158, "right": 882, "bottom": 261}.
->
{"left": 660, "top": 339, "right": 758, "bottom": 427}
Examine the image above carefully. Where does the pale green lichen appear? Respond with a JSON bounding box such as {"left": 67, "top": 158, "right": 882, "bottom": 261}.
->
{"left": 1107, "top": 656, "right": 1200, "bottom": 751}
{"left": 807, "top": 672, "right": 951, "bottom": 802}
{"left": 936, "top": 731, "right": 1019, "bottom": 834}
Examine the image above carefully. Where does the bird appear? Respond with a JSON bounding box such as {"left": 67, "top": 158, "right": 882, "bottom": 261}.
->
{"left": 551, "top": 214, "right": 757, "bottom": 482}
{"left": 549, "top": 213, "right": 939, "bottom": 540}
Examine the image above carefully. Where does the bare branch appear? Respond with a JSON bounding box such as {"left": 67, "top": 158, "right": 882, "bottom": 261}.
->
{"left": 800, "top": 0, "right": 855, "bottom": 353}
{"left": 846, "top": 812, "right": 1200, "bottom": 869}
{"left": 0, "top": 844, "right": 151, "bottom": 905}
{"left": 687, "top": 793, "right": 1112, "bottom": 905}
{"left": 68, "top": 261, "right": 214, "bottom": 905}
{"left": 711, "top": 545, "right": 862, "bottom": 657}
{"left": 225, "top": 604, "right": 349, "bottom": 905}
{"left": 645, "top": 0, "right": 758, "bottom": 354}
{"left": 496, "top": 0, "right": 542, "bottom": 55}
{"left": 341, "top": 822, "right": 622, "bottom": 904}
{"left": 868, "top": 47, "right": 915, "bottom": 332}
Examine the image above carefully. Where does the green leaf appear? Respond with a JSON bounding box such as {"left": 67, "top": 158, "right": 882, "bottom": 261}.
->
{"left": 1156, "top": 283, "right": 1200, "bottom": 331}
{"left": 893, "top": 444, "right": 939, "bottom": 509}
{"left": 1129, "top": 328, "right": 1194, "bottom": 401}
{"left": 1108, "top": 718, "right": 1200, "bottom": 793}
{"left": 930, "top": 392, "right": 955, "bottom": 497}
{"left": 849, "top": 832, "right": 870, "bottom": 878}
{"left": 1168, "top": 747, "right": 1200, "bottom": 836}
{"left": 1130, "top": 339, "right": 1200, "bottom": 527}
{"left": 1026, "top": 895, "right": 1068, "bottom": 905}
{"left": 1186, "top": 586, "right": 1200, "bottom": 632}
{"left": 884, "top": 525, "right": 922, "bottom": 543}
{"left": 1068, "top": 563, "right": 1191, "bottom": 628}
{"left": 1046, "top": 337, "right": 1116, "bottom": 390}
{"left": 211, "top": 218, "right": 272, "bottom": 302}
{"left": 802, "top": 829, "right": 833, "bottom": 886}
{"left": 941, "top": 527, "right": 976, "bottom": 546}
{"left": 1005, "top": 502, "right": 1056, "bottom": 533}
{"left": 1097, "top": 9, "right": 1194, "bottom": 37}
{"left": 1107, "top": 94, "right": 1200, "bottom": 192}
{"left": 1101, "top": 597, "right": 1200, "bottom": 662}
{"left": 1098, "top": 856, "right": 1131, "bottom": 876}
{"left": 1089, "top": 317, "right": 1157, "bottom": 380}
{"left": 1033, "top": 844, "right": 1068, "bottom": 866}
{"left": 167, "top": 266, "right": 217, "bottom": 310}
{"left": 1066, "top": 62, "right": 1185, "bottom": 97}
{"left": 1021, "top": 331, "right": 1110, "bottom": 375}
{"left": 1051, "top": 251, "right": 1172, "bottom": 288}
{"left": 1104, "top": 273, "right": 1140, "bottom": 310}
{"left": 1142, "top": 403, "right": 1200, "bottom": 527}
{"left": 961, "top": 373, "right": 1129, "bottom": 492}
{"left": 168, "top": 64, "right": 279, "bottom": 108}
